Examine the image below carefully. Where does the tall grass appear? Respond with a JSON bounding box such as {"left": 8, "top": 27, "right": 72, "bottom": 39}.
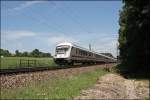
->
{"left": 0, "top": 69, "right": 108, "bottom": 99}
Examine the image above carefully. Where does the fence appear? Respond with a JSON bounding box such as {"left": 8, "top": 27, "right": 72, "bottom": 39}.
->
{"left": 1, "top": 57, "right": 56, "bottom": 69}
{"left": 19, "top": 59, "right": 37, "bottom": 67}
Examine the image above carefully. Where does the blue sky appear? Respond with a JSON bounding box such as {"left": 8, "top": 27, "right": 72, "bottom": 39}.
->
{"left": 1, "top": 1, "right": 122, "bottom": 57}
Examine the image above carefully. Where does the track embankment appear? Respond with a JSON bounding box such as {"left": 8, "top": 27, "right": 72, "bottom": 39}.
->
{"left": 75, "top": 74, "right": 149, "bottom": 99}
{"left": 0, "top": 64, "right": 115, "bottom": 89}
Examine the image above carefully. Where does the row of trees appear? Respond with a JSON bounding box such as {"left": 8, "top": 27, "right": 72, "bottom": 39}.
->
{"left": 118, "top": 0, "right": 150, "bottom": 72}
{"left": 0, "top": 49, "right": 52, "bottom": 57}
{"left": 0, "top": 49, "right": 11, "bottom": 57}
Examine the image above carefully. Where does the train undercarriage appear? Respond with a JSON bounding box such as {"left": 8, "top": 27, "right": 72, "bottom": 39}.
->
{"left": 54, "top": 58, "right": 107, "bottom": 66}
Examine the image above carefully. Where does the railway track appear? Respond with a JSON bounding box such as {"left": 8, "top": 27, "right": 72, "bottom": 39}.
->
{"left": 0, "top": 63, "right": 109, "bottom": 75}
{"left": 0, "top": 63, "right": 116, "bottom": 89}
{"left": 0, "top": 67, "right": 51, "bottom": 75}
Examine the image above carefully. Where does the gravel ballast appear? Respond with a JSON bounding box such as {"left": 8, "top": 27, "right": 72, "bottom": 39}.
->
{"left": 0, "top": 64, "right": 115, "bottom": 89}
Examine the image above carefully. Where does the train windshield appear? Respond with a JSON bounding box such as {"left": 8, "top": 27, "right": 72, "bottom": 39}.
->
{"left": 56, "top": 45, "right": 70, "bottom": 54}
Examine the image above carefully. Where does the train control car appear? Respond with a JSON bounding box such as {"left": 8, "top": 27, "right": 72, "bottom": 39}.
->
{"left": 53, "top": 42, "right": 116, "bottom": 65}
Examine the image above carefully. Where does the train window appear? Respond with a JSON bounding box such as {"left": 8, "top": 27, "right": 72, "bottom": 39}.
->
{"left": 88, "top": 52, "right": 90, "bottom": 56}
{"left": 71, "top": 47, "right": 74, "bottom": 51}
{"left": 89, "top": 53, "right": 92, "bottom": 56}
{"left": 83, "top": 51, "right": 86, "bottom": 56}
{"left": 79, "top": 50, "right": 81, "bottom": 55}
{"left": 81, "top": 50, "right": 85, "bottom": 56}
{"left": 56, "top": 45, "right": 70, "bottom": 54}
{"left": 85, "top": 52, "right": 87, "bottom": 56}
{"left": 84, "top": 51, "right": 87, "bottom": 56}
{"left": 76, "top": 48, "right": 78, "bottom": 54}
{"left": 81, "top": 50, "right": 83, "bottom": 55}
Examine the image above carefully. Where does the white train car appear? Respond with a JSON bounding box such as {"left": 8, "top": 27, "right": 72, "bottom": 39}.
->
{"left": 54, "top": 42, "right": 116, "bottom": 65}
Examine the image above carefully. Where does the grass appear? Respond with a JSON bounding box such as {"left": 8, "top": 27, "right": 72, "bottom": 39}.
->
{"left": 0, "top": 57, "right": 57, "bottom": 69}
{"left": 0, "top": 69, "right": 108, "bottom": 99}
{"left": 146, "top": 97, "right": 150, "bottom": 100}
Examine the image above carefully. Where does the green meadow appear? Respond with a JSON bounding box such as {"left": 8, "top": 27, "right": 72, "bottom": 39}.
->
{"left": 0, "top": 57, "right": 56, "bottom": 69}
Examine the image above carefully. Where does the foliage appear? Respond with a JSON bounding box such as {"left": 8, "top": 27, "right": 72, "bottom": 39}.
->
{"left": 0, "top": 48, "right": 52, "bottom": 57}
{"left": 15, "top": 50, "right": 21, "bottom": 57}
{"left": 118, "top": 0, "right": 150, "bottom": 72}
{"left": 30, "top": 49, "right": 51, "bottom": 57}
{"left": 0, "top": 49, "right": 11, "bottom": 57}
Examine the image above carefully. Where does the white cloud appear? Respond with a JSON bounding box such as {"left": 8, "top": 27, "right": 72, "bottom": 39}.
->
{"left": 36, "top": 35, "right": 78, "bottom": 55}
{"left": 2, "top": 30, "right": 36, "bottom": 40}
{"left": 93, "top": 37, "right": 118, "bottom": 57}
{"left": 44, "top": 33, "right": 118, "bottom": 57}
{"left": 46, "top": 35, "right": 77, "bottom": 45}
{"left": 72, "top": 32, "right": 118, "bottom": 57}
{"left": 13, "top": 1, "right": 44, "bottom": 11}
{"left": 1, "top": 30, "right": 118, "bottom": 57}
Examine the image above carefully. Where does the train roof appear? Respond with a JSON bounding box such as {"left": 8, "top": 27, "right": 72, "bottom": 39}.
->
{"left": 56, "top": 42, "right": 73, "bottom": 47}
{"left": 56, "top": 42, "right": 116, "bottom": 61}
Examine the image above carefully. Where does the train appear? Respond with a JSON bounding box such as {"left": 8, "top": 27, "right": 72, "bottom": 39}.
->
{"left": 54, "top": 42, "right": 117, "bottom": 65}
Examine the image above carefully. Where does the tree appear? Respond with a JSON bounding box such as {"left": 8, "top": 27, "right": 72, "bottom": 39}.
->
{"left": 31, "top": 49, "right": 40, "bottom": 57}
{"left": 42, "top": 53, "right": 51, "bottom": 57}
{"left": 46, "top": 53, "right": 51, "bottom": 57}
{"left": 118, "top": 0, "right": 150, "bottom": 72}
{"left": 0, "top": 48, "right": 52, "bottom": 57}
{"left": 22, "top": 52, "right": 28, "bottom": 57}
{"left": 0, "top": 49, "right": 11, "bottom": 57}
{"left": 15, "top": 50, "right": 21, "bottom": 56}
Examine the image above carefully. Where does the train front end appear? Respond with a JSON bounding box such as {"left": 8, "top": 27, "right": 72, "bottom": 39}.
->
{"left": 54, "top": 43, "right": 72, "bottom": 65}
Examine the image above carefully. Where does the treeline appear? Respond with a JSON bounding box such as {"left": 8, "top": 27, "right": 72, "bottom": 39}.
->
{"left": 0, "top": 49, "right": 52, "bottom": 57}
{"left": 0, "top": 49, "right": 11, "bottom": 57}
{"left": 118, "top": 0, "right": 150, "bottom": 72}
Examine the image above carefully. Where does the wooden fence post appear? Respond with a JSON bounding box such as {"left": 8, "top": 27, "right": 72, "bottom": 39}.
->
{"left": 20, "top": 59, "right": 21, "bottom": 67}
{"left": 28, "top": 60, "right": 29, "bottom": 67}
{"left": 34, "top": 60, "right": 36, "bottom": 67}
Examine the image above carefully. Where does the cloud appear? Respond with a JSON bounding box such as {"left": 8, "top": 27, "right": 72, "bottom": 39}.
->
{"left": 13, "top": 1, "right": 44, "bottom": 11}
{"left": 93, "top": 37, "right": 118, "bottom": 57}
{"left": 1, "top": 30, "right": 118, "bottom": 57}
{"left": 2, "top": 30, "right": 36, "bottom": 40}
{"left": 72, "top": 32, "right": 118, "bottom": 57}
{"left": 36, "top": 35, "right": 78, "bottom": 55}
{"left": 46, "top": 35, "right": 77, "bottom": 45}
{"left": 44, "top": 33, "right": 118, "bottom": 57}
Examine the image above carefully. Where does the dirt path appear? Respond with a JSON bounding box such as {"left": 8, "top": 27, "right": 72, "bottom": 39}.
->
{"left": 124, "top": 80, "right": 137, "bottom": 99}
{"left": 0, "top": 64, "right": 115, "bottom": 89}
{"left": 75, "top": 74, "right": 149, "bottom": 99}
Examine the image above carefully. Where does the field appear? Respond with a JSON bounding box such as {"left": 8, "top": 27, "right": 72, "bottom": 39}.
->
{"left": 0, "top": 69, "right": 108, "bottom": 99}
{"left": 0, "top": 57, "right": 56, "bottom": 69}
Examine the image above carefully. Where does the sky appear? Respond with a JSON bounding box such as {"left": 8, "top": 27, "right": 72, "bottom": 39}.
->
{"left": 1, "top": 1, "right": 122, "bottom": 57}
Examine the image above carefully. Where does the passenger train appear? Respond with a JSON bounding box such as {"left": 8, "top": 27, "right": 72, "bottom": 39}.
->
{"left": 54, "top": 42, "right": 116, "bottom": 65}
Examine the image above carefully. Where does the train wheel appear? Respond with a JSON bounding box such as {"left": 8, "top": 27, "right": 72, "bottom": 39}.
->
{"left": 82, "top": 62, "right": 85, "bottom": 65}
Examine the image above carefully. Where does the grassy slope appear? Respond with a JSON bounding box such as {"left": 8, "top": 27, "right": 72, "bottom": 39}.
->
{"left": 0, "top": 69, "right": 108, "bottom": 99}
{"left": 0, "top": 57, "right": 56, "bottom": 69}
